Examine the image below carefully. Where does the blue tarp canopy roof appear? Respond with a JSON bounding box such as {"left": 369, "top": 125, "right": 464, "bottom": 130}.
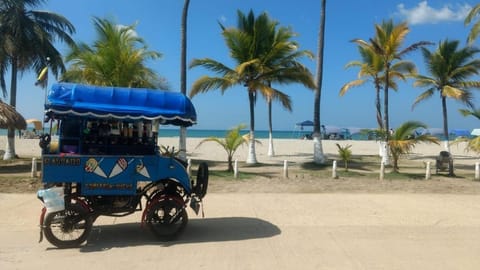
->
{"left": 45, "top": 83, "right": 197, "bottom": 126}
{"left": 449, "top": 129, "right": 470, "bottom": 137}
{"left": 296, "top": 120, "right": 314, "bottom": 127}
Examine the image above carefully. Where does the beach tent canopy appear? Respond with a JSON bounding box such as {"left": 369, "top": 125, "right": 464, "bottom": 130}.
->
{"left": 26, "top": 119, "right": 42, "bottom": 130}
{"left": 472, "top": 129, "right": 480, "bottom": 136}
{"left": 417, "top": 128, "right": 443, "bottom": 136}
{"left": 296, "top": 120, "right": 314, "bottom": 127}
{"left": 45, "top": 83, "right": 197, "bottom": 126}
{"left": 449, "top": 129, "right": 470, "bottom": 137}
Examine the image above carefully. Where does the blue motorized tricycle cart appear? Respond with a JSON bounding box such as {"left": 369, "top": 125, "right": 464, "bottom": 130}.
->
{"left": 37, "top": 83, "right": 208, "bottom": 248}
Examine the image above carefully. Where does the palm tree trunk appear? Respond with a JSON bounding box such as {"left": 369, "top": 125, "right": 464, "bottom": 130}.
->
{"left": 313, "top": 0, "right": 326, "bottom": 164}
{"left": 246, "top": 90, "right": 257, "bottom": 164}
{"left": 375, "top": 86, "right": 383, "bottom": 129}
{"left": 178, "top": 0, "right": 190, "bottom": 161}
{"left": 381, "top": 64, "right": 391, "bottom": 165}
{"left": 4, "top": 59, "right": 18, "bottom": 160}
{"left": 441, "top": 96, "right": 451, "bottom": 152}
{"left": 267, "top": 98, "right": 275, "bottom": 157}
{"left": 228, "top": 155, "right": 233, "bottom": 172}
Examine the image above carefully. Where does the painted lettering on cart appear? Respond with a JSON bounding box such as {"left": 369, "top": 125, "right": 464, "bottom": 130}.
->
{"left": 86, "top": 183, "right": 133, "bottom": 190}
{"left": 44, "top": 157, "right": 81, "bottom": 166}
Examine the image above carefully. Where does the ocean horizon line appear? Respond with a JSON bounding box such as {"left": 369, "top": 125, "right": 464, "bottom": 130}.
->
{"left": 2, "top": 126, "right": 476, "bottom": 140}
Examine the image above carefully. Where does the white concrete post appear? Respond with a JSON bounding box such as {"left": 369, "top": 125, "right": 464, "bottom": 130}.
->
{"left": 380, "top": 162, "right": 385, "bottom": 180}
{"left": 31, "top": 157, "right": 37, "bottom": 178}
{"left": 332, "top": 160, "right": 338, "bottom": 179}
{"left": 234, "top": 159, "right": 238, "bottom": 179}
{"left": 187, "top": 158, "right": 192, "bottom": 177}
{"left": 425, "top": 161, "right": 431, "bottom": 180}
{"left": 475, "top": 162, "right": 480, "bottom": 181}
{"left": 283, "top": 160, "right": 288, "bottom": 178}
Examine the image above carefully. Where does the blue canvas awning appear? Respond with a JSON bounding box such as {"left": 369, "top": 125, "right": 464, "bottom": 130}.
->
{"left": 296, "top": 120, "right": 314, "bottom": 127}
{"left": 449, "top": 129, "right": 470, "bottom": 137}
{"left": 45, "top": 83, "right": 197, "bottom": 126}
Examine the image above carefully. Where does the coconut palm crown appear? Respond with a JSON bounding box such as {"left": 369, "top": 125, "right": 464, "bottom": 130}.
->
{"left": 62, "top": 17, "right": 168, "bottom": 89}
{"left": 412, "top": 39, "right": 480, "bottom": 151}
{"left": 0, "top": 0, "right": 75, "bottom": 159}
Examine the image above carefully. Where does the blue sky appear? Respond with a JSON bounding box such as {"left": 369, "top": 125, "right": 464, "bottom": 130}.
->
{"left": 9, "top": 0, "right": 480, "bottom": 131}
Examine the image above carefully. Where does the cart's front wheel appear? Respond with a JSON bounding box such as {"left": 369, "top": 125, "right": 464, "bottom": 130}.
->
{"left": 43, "top": 203, "right": 92, "bottom": 248}
{"left": 145, "top": 196, "right": 188, "bottom": 241}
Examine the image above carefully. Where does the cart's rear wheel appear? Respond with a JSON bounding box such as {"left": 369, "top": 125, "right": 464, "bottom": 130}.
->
{"left": 145, "top": 196, "right": 188, "bottom": 241}
{"left": 43, "top": 202, "right": 92, "bottom": 248}
{"left": 193, "top": 162, "right": 208, "bottom": 199}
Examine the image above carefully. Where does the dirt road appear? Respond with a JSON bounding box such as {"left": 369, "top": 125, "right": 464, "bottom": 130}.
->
{"left": 1, "top": 193, "right": 480, "bottom": 270}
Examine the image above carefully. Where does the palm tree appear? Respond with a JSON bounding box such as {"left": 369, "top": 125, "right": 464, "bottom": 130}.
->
{"left": 178, "top": 0, "right": 190, "bottom": 161}
{"left": 0, "top": 0, "right": 75, "bottom": 160}
{"left": 313, "top": 0, "right": 327, "bottom": 164}
{"left": 195, "top": 124, "right": 249, "bottom": 172}
{"left": 260, "top": 25, "right": 315, "bottom": 157}
{"left": 335, "top": 143, "right": 352, "bottom": 171}
{"left": 464, "top": 4, "right": 480, "bottom": 45}
{"left": 412, "top": 39, "right": 480, "bottom": 152}
{"left": 388, "top": 121, "right": 439, "bottom": 172}
{"left": 62, "top": 17, "right": 167, "bottom": 89}
{"left": 341, "top": 45, "right": 417, "bottom": 130}
{"left": 190, "top": 10, "right": 314, "bottom": 164}
{"left": 353, "top": 19, "right": 429, "bottom": 164}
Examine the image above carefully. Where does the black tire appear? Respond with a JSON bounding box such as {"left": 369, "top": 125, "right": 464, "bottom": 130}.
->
{"left": 193, "top": 162, "right": 209, "bottom": 199}
{"left": 145, "top": 196, "right": 188, "bottom": 241}
{"left": 43, "top": 203, "right": 92, "bottom": 248}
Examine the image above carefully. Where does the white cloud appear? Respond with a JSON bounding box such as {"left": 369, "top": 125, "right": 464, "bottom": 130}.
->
{"left": 396, "top": 1, "right": 471, "bottom": 25}
{"left": 116, "top": 24, "right": 138, "bottom": 38}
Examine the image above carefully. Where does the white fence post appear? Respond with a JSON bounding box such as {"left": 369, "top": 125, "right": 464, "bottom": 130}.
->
{"left": 379, "top": 162, "right": 385, "bottom": 180}
{"left": 332, "top": 160, "right": 338, "bottom": 179}
{"left": 187, "top": 158, "right": 192, "bottom": 177}
{"left": 31, "top": 157, "right": 37, "bottom": 178}
{"left": 283, "top": 160, "right": 288, "bottom": 179}
{"left": 475, "top": 162, "right": 480, "bottom": 181}
{"left": 234, "top": 159, "right": 238, "bottom": 179}
{"left": 425, "top": 161, "right": 431, "bottom": 180}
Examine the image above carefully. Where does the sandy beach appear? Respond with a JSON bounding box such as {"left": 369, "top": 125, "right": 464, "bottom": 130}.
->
{"left": 2, "top": 135, "right": 478, "bottom": 165}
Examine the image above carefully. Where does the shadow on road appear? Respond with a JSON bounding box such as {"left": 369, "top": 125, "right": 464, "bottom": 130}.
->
{"left": 78, "top": 217, "right": 280, "bottom": 252}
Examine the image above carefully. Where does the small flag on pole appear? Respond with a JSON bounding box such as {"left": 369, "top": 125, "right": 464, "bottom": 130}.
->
{"left": 35, "top": 66, "right": 48, "bottom": 89}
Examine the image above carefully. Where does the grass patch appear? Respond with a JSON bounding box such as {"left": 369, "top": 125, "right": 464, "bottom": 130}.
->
{"left": 203, "top": 170, "right": 256, "bottom": 181}
{"left": 0, "top": 176, "right": 43, "bottom": 193}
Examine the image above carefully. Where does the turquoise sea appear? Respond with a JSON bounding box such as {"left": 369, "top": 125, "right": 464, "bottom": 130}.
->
{"left": 0, "top": 128, "right": 326, "bottom": 140}
{"left": 0, "top": 127, "right": 470, "bottom": 140}
{"left": 157, "top": 128, "right": 313, "bottom": 139}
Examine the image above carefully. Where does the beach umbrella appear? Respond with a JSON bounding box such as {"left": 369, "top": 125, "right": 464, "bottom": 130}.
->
{"left": 296, "top": 120, "right": 314, "bottom": 127}
{"left": 0, "top": 100, "right": 27, "bottom": 130}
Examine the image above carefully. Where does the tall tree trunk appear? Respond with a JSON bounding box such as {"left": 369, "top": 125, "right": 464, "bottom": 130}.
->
{"left": 441, "top": 95, "right": 450, "bottom": 152}
{"left": 178, "top": 0, "right": 190, "bottom": 161}
{"left": 313, "top": 0, "right": 326, "bottom": 164}
{"left": 381, "top": 63, "right": 391, "bottom": 165}
{"left": 4, "top": 59, "right": 18, "bottom": 160}
{"left": 375, "top": 85, "right": 383, "bottom": 129}
{"left": 246, "top": 90, "right": 257, "bottom": 164}
{"left": 267, "top": 97, "right": 275, "bottom": 157}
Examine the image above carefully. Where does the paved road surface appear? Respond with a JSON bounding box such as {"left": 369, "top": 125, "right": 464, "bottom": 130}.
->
{"left": 1, "top": 193, "right": 480, "bottom": 270}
